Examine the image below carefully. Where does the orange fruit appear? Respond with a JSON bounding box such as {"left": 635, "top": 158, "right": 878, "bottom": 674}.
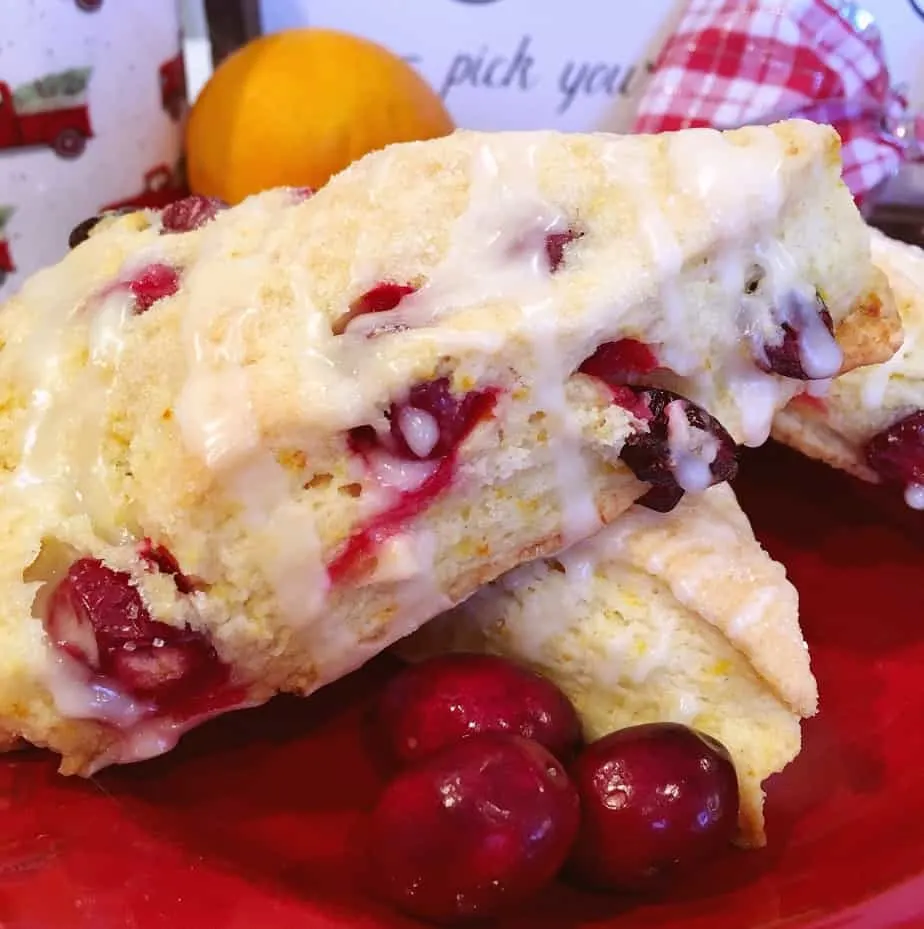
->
{"left": 186, "top": 28, "right": 455, "bottom": 204}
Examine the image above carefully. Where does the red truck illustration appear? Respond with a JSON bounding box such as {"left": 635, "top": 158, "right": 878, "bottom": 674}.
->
{"left": 159, "top": 54, "right": 187, "bottom": 122}
{"left": 0, "top": 207, "right": 16, "bottom": 289}
{"left": 101, "top": 163, "right": 188, "bottom": 213}
{"left": 0, "top": 68, "right": 93, "bottom": 158}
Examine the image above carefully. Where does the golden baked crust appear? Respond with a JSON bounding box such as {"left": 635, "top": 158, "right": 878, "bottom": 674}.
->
{"left": 403, "top": 484, "right": 816, "bottom": 847}
{"left": 834, "top": 268, "right": 903, "bottom": 374}
{"left": 0, "top": 122, "right": 879, "bottom": 773}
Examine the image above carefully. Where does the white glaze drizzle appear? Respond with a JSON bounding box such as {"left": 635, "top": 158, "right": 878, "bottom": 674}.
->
{"left": 615, "top": 151, "right": 690, "bottom": 375}
{"left": 727, "top": 586, "right": 778, "bottom": 638}
{"left": 806, "top": 377, "right": 832, "bottom": 398}
{"left": 176, "top": 199, "right": 330, "bottom": 626}
{"left": 368, "top": 452, "right": 439, "bottom": 495}
{"left": 666, "top": 129, "right": 810, "bottom": 447}
{"left": 44, "top": 653, "right": 151, "bottom": 729}
{"left": 666, "top": 399, "right": 719, "bottom": 493}
{"left": 442, "top": 141, "right": 601, "bottom": 545}
{"left": 674, "top": 692, "right": 701, "bottom": 724}
{"left": 84, "top": 695, "right": 263, "bottom": 773}
{"left": 904, "top": 483, "right": 924, "bottom": 510}
{"left": 398, "top": 406, "right": 440, "bottom": 459}
{"left": 796, "top": 310, "right": 843, "bottom": 379}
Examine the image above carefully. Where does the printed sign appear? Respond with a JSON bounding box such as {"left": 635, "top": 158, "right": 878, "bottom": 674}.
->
{"left": 256, "top": 0, "right": 924, "bottom": 129}
{"left": 258, "top": 0, "right": 682, "bottom": 132}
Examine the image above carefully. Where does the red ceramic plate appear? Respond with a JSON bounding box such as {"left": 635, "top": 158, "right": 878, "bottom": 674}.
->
{"left": 3, "top": 442, "right": 924, "bottom": 929}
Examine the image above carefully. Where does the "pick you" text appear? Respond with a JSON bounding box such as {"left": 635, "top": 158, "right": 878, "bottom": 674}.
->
{"left": 437, "top": 35, "right": 654, "bottom": 114}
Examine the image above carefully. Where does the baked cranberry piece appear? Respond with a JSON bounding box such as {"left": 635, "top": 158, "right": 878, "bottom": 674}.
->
{"left": 331, "top": 380, "right": 498, "bottom": 581}
{"left": 635, "top": 483, "right": 686, "bottom": 513}
{"left": 353, "top": 282, "right": 417, "bottom": 315}
{"left": 68, "top": 208, "right": 133, "bottom": 249}
{"left": 609, "top": 387, "right": 738, "bottom": 512}
{"left": 348, "top": 378, "right": 498, "bottom": 464}
{"left": 45, "top": 557, "right": 229, "bottom": 711}
{"left": 326, "top": 464, "right": 453, "bottom": 584}
{"left": 363, "top": 733, "right": 580, "bottom": 923}
{"left": 126, "top": 263, "right": 180, "bottom": 314}
{"left": 567, "top": 723, "right": 740, "bottom": 891}
{"left": 372, "top": 653, "right": 583, "bottom": 769}
{"left": 864, "top": 411, "right": 924, "bottom": 490}
{"left": 545, "top": 230, "right": 582, "bottom": 273}
{"left": 579, "top": 339, "right": 660, "bottom": 384}
{"left": 388, "top": 378, "right": 497, "bottom": 461}
{"left": 160, "top": 195, "right": 228, "bottom": 234}
{"left": 754, "top": 292, "right": 840, "bottom": 380}
{"left": 138, "top": 539, "right": 196, "bottom": 594}
{"left": 789, "top": 392, "right": 828, "bottom": 414}
{"left": 334, "top": 281, "right": 419, "bottom": 335}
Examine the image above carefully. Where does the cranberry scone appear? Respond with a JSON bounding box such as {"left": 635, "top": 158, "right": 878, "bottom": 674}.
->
{"left": 0, "top": 122, "right": 886, "bottom": 774}
{"left": 772, "top": 228, "right": 924, "bottom": 506}
{"left": 402, "top": 484, "right": 816, "bottom": 847}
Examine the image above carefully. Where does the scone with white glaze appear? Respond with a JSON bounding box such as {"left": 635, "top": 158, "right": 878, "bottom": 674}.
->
{"left": 0, "top": 123, "right": 886, "bottom": 774}
{"left": 773, "top": 228, "right": 924, "bottom": 506}
{"left": 402, "top": 484, "right": 816, "bottom": 847}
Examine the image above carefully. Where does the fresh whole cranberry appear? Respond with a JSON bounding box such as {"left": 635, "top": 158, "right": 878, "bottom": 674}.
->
{"left": 125, "top": 263, "right": 180, "bottom": 314}
{"left": 363, "top": 732, "right": 580, "bottom": 922}
{"left": 615, "top": 387, "right": 738, "bottom": 512}
{"left": 160, "top": 195, "right": 227, "bottom": 234}
{"left": 864, "top": 410, "right": 924, "bottom": 488}
{"left": 566, "top": 723, "right": 740, "bottom": 892}
{"left": 754, "top": 291, "right": 840, "bottom": 380}
{"left": 45, "top": 557, "right": 229, "bottom": 711}
{"left": 372, "top": 653, "right": 583, "bottom": 770}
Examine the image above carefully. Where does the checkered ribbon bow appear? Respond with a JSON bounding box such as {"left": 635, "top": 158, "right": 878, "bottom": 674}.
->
{"left": 632, "top": 0, "right": 922, "bottom": 203}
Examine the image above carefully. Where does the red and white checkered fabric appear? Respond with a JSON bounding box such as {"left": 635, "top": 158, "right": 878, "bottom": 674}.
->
{"left": 632, "top": 0, "right": 919, "bottom": 202}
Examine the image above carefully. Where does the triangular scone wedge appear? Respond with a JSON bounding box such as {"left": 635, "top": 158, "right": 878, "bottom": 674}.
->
{"left": 403, "top": 484, "right": 817, "bottom": 847}
{"left": 0, "top": 122, "right": 865, "bottom": 774}
{"left": 772, "top": 229, "right": 924, "bottom": 503}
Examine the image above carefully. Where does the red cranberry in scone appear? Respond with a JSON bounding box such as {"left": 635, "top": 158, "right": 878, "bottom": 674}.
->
{"left": 45, "top": 552, "right": 235, "bottom": 721}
